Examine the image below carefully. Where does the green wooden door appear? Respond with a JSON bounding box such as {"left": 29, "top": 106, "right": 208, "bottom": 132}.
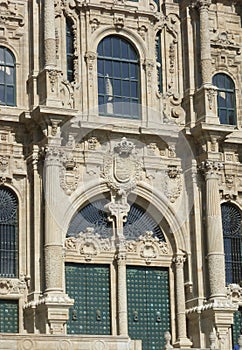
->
{"left": 0, "top": 300, "right": 18, "bottom": 333}
{"left": 233, "top": 308, "right": 242, "bottom": 347}
{"left": 127, "top": 266, "right": 170, "bottom": 350}
{"left": 65, "top": 263, "right": 111, "bottom": 334}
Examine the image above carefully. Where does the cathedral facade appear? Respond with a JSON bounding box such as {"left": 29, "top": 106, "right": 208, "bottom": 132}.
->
{"left": 0, "top": 0, "right": 241, "bottom": 349}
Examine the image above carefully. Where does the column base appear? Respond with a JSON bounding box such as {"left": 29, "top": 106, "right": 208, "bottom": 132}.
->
{"left": 173, "top": 337, "right": 192, "bottom": 348}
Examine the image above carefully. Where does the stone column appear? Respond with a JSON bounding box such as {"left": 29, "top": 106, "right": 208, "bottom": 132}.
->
{"left": 44, "top": 146, "right": 63, "bottom": 293}
{"left": 173, "top": 254, "right": 192, "bottom": 348}
{"left": 36, "top": 145, "right": 73, "bottom": 334}
{"left": 196, "top": 0, "right": 212, "bottom": 85}
{"left": 107, "top": 199, "right": 130, "bottom": 336}
{"left": 201, "top": 160, "right": 226, "bottom": 299}
{"left": 44, "top": 0, "right": 56, "bottom": 68}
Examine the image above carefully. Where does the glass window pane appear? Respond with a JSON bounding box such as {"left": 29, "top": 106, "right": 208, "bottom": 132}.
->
{"left": 103, "top": 39, "right": 112, "bottom": 57}
{"left": 97, "top": 60, "right": 104, "bottom": 75}
{"left": 112, "top": 38, "right": 120, "bottom": 58}
{"left": 0, "top": 48, "right": 4, "bottom": 64}
{"left": 121, "top": 40, "right": 129, "bottom": 59}
{"left": 226, "top": 92, "right": 234, "bottom": 108}
{"left": 130, "top": 81, "right": 138, "bottom": 98}
{"left": 130, "top": 63, "right": 137, "bottom": 79}
{"left": 218, "top": 91, "right": 226, "bottom": 107}
{"left": 122, "top": 62, "right": 129, "bottom": 78}
{"left": 104, "top": 60, "right": 112, "bottom": 76}
{"left": 5, "top": 50, "right": 14, "bottom": 65}
{"left": 5, "top": 67, "right": 13, "bottom": 84}
{"left": 228, "top": 111, "right": 236, "bottom": 125}
{"left": 129, "top": 46, "right": 137, "bottom": 61}
{"left": 7, "top": 86, "right": 14, "bottom": 105}
{"left": 113, "top": 61, "right": 121, "bottom": 78}
{"left": 0, "top": 85, "right": 5, "bottom": 104}
{"left": 122, "top": 80, "right": 130, "bottom": 96}
{"left": 113, "top": 79, "right": 121, "bottom": 96}
{"left": 98, "top": 77, "right": 105, "bottom": 94}
{"left": 218, "top": 109, "right": 227, "bottom": 124}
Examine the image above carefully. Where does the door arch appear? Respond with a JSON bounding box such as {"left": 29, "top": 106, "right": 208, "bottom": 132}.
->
{"left": 64, "top": 197, "right": 174, "bottom": 349}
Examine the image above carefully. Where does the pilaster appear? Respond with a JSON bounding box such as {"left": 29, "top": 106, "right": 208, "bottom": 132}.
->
{"left": 173, "top": 254, "right": 192, "bottom": 348}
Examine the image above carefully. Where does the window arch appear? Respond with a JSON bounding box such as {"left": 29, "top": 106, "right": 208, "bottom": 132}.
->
{"left": 67, "top": 198, "right": 165, "bottom": 241}
{"left": 97, "top": 35, "right": 140, "bottom": 119}
{"left": 0, "top": 46, "right": 16, "bottom": 106}
{"left": 221, "top": 202, "right": 242, "bottom": 285}
{"left": 212, "top": 73, "right": 236, "bottom": 125}
{"left": 0, "top": 187, "right": 18, "bottom": 277}
{"left": 66, "top": 18, "right": 75, "bottom": 82}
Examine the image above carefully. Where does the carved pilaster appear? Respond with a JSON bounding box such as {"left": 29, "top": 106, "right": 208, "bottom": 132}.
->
{"left": 44, "top": 0, "right": 56, "bottom": 67}
{"left": 195, "top": 0, "right": 212, "bottom": 85}
{"left": 173, "top": 254, "right": 192, "bottom": 348}
{"left": 200, "top": 160, "right": 226, "bottom": 300}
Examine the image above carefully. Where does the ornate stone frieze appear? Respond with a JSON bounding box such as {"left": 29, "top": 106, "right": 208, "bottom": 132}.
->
{"left": 65, "top": 228, "right": 112, "bottom": 260}
{"left": 211, "top": 31, "right": 241, "bottom": 55}
{"left": 0, "top": 0, "right": 25, "bottom": 29}
{"left": 102, "top": 137, "right": 143, "bottom": 196}
{"left": 125, "top": 231, "right": 169, "bottom": 264}
{"left": 0, "top": 274, "right": 28, "bottom": 295}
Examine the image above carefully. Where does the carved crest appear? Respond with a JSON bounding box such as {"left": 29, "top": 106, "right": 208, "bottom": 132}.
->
{"left": 102, "top": 137, "right": 142, "bottom": 195}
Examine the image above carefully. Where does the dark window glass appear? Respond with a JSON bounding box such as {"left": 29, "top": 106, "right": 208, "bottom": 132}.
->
{"left": 0, "top": 187, "right": 18, "bottom": 277}
{"left": 0, "top": 46, "right": 16, "bottom": 106}
{"left": 97, "top": 36, "right": 140, "bottom": 119}
{"left": 155, "top": 32, "right": 162, "bottom": 93}
{"left": 213, "top": 74, "right": 236, "bottom": 125}
{"left": 66, "top": 18, "right": 75, "bottom": 82}
{"left": 221, "top": 203, "right": 242, "bottom": 285}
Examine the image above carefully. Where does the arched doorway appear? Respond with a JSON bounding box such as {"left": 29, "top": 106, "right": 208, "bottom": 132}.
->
{"left": 65, "top": 198, "right": 173, "bottom": 350}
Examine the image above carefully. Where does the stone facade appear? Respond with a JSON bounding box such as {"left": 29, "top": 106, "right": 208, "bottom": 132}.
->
{"left": 0, "top": 0, "right": 241, "bottom": 349}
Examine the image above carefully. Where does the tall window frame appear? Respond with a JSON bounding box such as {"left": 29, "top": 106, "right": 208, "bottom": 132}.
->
{"left": 97, "top": 35, "right": 140, "bottom": 119}
{"left": 0, "top": 46, "right": 16, "bottom": 106}
{"left": 0, "top": 187, "right": 19, "bottom": 278}
{"left": 212, "top": 73, "right": 236, "bottom": 125}
{"left": 221, "top": 202, "right": 242, "bottom": 285}
{"left": 66, "top": 17, "right": 75, "bottom": 83}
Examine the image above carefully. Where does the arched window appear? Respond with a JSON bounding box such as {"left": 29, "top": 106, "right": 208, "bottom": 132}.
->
{"left": 66, "top": 18, "right": 75, "bottom": 82}
{"left": 0, "top": 46, "right": 16, "bottom": 106}
{"left": 221, "top": 203, "right": 242, "bottom": 285}
{"left": 0, "top": 187, "right": 18, "bottom": 277}
{"left": 97, "top": 35, "right": 140, "bottom": 119}
{"left": 213, "top": 73, "right": 236, "bottom": 125}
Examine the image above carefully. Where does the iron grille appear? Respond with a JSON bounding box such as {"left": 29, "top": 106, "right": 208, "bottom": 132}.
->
{"left": 0, "top": 187, "right": 18, "bottom": 277}
{"left": 0, "top": 300, "right": 18, "bottom": 333}
{"left": 221, "top": 203, "right": 242, "bottom": 285}
{"left": 67, "top": 199, "right": 165, "bottom": 241}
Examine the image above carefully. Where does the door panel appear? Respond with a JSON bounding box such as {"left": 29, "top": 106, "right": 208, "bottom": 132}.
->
{"left": 127, "top": 266, "right": 170, "bottom": 350}
{"left": 65, "top": 263, "right": 111, "bottom": 335}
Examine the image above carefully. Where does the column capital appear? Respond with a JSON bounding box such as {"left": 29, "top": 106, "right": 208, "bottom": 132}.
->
{"left": 193, "top": 0, "right": 211, "bottom": 10}
{"left": 44, "top": 146, "right": 63, "bottom": 166}
{"left": 173, "top": 254, "right": 186, "bottom": 268}
{"left": 199, "top": 160, "right": 223, "bottom": 176}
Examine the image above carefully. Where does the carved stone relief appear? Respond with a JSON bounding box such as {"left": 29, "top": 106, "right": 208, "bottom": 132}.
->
{"left": 65, "top": 228, "right": 112, "bottom": 260}
{"left": 162, "top": 165, "right": 182, "bottom": 203}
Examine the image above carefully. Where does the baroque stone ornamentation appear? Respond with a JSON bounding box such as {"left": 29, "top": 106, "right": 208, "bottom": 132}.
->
{"left": 48, "top": 69, "right": 59, "bottom": 92}
{"left": 207, "top": 87, "right": 217, "bottom": 110}
{"left": 163, "top": 165, "right": 182, "bottom": 202}
{"left": 102, "top": 137, "right": 143, "bottom": 196}
{"left": 60, "top": 80, "right": 75, "bottom": 108}
{"left": 200, "top": 160, "right": 224, "bottom": 174}
{"left": 0, "top": 155, "right": 9, "bottom": 172}
{"left": 0, "top": 0, "right": 25, "bottom": 28}
{"left": 59, "top": 156, "right": 80, "bottom": 195}
{"left": 125, "top": 231, "right": 169, "bottom": 264}
{"left": 0, "top": 275, "right": 28, "bottom": 295}
{"left": 65, "top": 228, "right": 112, "bottom": 260}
